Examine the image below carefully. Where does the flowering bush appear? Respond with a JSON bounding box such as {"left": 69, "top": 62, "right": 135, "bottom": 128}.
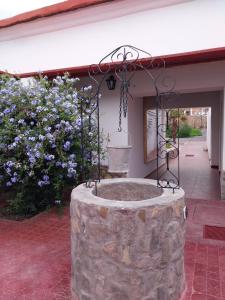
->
{"left": 0, "top": 74, "right": 99, "bottom": 216}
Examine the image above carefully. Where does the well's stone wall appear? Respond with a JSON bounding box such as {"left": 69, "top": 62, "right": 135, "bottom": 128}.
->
{"left": 71, "top": 178, "right": 186, "bottom": 300}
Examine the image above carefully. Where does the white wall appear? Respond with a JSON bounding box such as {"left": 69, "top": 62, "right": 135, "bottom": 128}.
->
{"left": 221, "top": 89, "right": 225, "bottom": 172}
{"left": 1, "top": 0, "right": 225, "bottom": 73}
{"left": 207, "top": 108, "right": 212, "bottom": 161}
{"left": 98, "top": 83, "right": 128, "bottom": 166}
{"left": 127, "top": 97, "right": 159, "bottom": 178}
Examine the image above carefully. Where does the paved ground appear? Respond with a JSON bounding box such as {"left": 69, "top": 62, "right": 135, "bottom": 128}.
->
{"left": 0, "top": 137, "right": 224, "bottom": 300}
{"left": 148, "top": 134, "right": 221, "bottom": 200}
{"left": 1, "top": 199, "right": 225, "bottom": 299}
{"left": 183, "top": 198, "right": 225, "bottom": 300}
{"left": 0, "top": 208, "right": 71, "bottom": 300}
{"left": 178, "top": 137, "right": 220, "bottom": 200}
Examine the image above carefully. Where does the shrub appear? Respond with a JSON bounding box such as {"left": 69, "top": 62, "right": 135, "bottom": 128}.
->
{"left": 178, "top": 123, "right": 192, "bottom": 138}
{"left": 0, "top": 74, "right": 99, "bottom": 216}
{"left": 167, "top": 123, "right": 202, "bottom": 138}
{"left": 190, "top": 128, "right": 202, "bottom": 137}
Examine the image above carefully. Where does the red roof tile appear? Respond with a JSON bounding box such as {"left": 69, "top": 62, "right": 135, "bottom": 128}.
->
{"left": 0, "top": 0, "right": 113, "bottom": 29}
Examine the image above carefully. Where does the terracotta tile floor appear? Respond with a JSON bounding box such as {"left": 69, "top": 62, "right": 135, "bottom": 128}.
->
{"left": 0, "top": 138, "right": 224, "bottom": 300}
{"left": 0, "top": 208, "right": 71, "bottom": 300}
{"left": 0, "top": 199, "right": 225, "bottom": 299}
{"left": 182, "top": 199, "right": 225, "bottom": 300}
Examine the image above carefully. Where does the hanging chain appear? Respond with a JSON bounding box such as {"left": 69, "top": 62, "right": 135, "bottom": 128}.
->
{"left": 118, "top": 90, "right": 123, "bottom": 132}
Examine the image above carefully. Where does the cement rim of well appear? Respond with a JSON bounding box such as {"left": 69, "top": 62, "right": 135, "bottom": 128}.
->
{"left": 71, "top": 178, "right": 185, "bottom": 209}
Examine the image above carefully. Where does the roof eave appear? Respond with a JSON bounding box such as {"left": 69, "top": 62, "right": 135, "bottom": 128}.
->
{"left": 12, "top": 46, "right": 225, "bottom": 79}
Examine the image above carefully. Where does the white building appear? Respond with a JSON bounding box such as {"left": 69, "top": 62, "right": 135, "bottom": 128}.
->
{"left": 0, "top": 0, "right": 225, "bottom": 196}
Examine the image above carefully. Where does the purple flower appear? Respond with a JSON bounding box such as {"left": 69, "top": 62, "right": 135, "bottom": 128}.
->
{"left": 61, "top": 163, "right": 67, "bottom": 168}
{"left": 38, "top": 134, "right": 45, "bottom": 141}
{"left": 35, "top": 151, "right": 41, "bottom": 158}
{"left": 43, "top": 175, "right": 49, "bottom": 181}
{"left": 11, "top": 177, "right": 17, "bottom": 183}
{"left": 38, "top": 181, "right": 44, "bottom": 187}
{"left": 29, "top": 156, "right": 36, "bottom": 163}
{"left": 3, "top": 108, "right": 11, "bottom": 114}
{"left": 44, "top": 154, "right": 55, "bottom": 161}
{"left": 63, "top": 141, "right": 71, "bottom": 151}
{"left": 6, "top": 168, "right": 11, "bottom": 174}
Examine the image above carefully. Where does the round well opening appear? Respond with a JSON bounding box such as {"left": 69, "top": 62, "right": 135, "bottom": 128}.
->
{"left": 93, "top": 182, "right": 163, "bottom": 201}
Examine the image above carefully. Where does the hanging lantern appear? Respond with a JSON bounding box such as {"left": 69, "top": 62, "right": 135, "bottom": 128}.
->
{"left": 106, "top": 75, "right": 116, "bottom": 90}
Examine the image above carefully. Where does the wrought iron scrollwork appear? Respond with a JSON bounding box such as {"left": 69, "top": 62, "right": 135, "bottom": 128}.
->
{"left": 156, "top": 93, "right": 180, "bottom": 191}
{"left": 78, "top": 45, "right": 180, "bottom": 189}
{"left": 77, "top": 86, "right": 101, "bottom": 183}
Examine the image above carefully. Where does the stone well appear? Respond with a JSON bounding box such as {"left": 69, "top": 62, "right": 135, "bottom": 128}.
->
{"left": 70, "top": 178, "right": 186, "bottom": 300}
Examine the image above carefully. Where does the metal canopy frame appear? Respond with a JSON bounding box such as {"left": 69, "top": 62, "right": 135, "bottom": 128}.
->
{"left": 79, "top": 45, "right": 180, "bottom": 190}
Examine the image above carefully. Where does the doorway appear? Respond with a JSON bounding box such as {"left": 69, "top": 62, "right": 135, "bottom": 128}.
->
{"left": 145, "top": 91, "right": 222, "bottom": 200}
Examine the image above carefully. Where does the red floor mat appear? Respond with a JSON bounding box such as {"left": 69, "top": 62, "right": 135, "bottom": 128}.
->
{"left": 204, "top": 225, "right": 225, "bottom": 241}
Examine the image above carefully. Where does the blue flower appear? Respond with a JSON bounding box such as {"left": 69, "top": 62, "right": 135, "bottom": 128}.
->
{"left": 29, "top": 156, "right": 36, "bottom": 163}
{"left": 34, "top": 151, "right": 41, "bottom": 158}
{"left": 11, "top": 177, "right": 17, "bottom": 183}
{"left": 76, "top": 119, "right": 81, "bottom": 126}
{"left": 63, "top": 141, "right": 71, "bottom": 151}
{"left": 61, "top": 163, "right": 67, "bottom": 168}
{"left": 3, "top": 108, "right": 11, "bottom": 114}
{"left": 38, "top": 181, "right": 44, "bottom": 187}
{"left": 6, "top": 168, "right": 11, "bottom": 174}
{"left": 43, "top": 175, "right": 49, "bottom": 181}
{"left": 44, "top": 154, "right": 55, "bottom": 161}
{"left": 38, "top": 134, "right": 45, "bottom": 141}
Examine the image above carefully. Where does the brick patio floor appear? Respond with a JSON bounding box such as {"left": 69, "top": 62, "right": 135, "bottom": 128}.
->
{"left": 0, "top": 139, "right": 224, "bottom": 300}
{"left": 0, "top": 208, "right": 71, "bottom": 300}
{"left": 0, "top": 199, "right": 225, "bottom": 300}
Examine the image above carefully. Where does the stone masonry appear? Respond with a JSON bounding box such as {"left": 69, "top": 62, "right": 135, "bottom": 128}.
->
{"left": 70, "top": 178, "right": 186, "bottom": 300}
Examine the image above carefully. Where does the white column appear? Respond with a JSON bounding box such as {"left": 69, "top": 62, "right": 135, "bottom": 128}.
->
{"left": 220, "top": 89, "right": 225, "bottom": 199}
{"left": 206, "top": 108, "right": 211, "bottom": 162}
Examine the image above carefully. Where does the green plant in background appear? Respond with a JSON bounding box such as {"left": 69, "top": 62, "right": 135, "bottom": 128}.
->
{"left": 167, "top": 123, "right": 202, "bottom": 138}
{"left": 178, "top": 123, "right": 192, "bottom": 137}
{"left": 190, "top": 127, "right": 202, "bottom": 137}
{"left": 0, "top": 74, "right": 100, "bottom": 216}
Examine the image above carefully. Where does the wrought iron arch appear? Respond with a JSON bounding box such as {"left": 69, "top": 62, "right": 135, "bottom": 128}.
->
{"left": 78, "top": 45, "right": 180, "bottom": 191}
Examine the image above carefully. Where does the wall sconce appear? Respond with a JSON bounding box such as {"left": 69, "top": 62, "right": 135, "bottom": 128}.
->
{"left": 106, "top": 75, "right": 116, "bottom": 90}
